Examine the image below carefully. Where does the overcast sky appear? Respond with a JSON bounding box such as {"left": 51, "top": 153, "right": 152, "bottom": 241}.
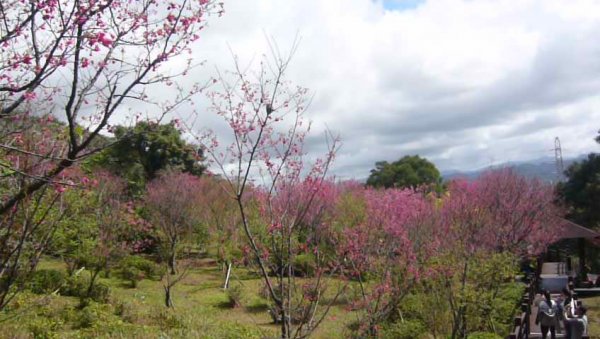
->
{"left": 179, "top": 0, "right": 600, "bottom": 180}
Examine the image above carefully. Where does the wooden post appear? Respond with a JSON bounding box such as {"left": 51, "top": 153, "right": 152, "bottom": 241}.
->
{"left": 514, "top": 317, "right": 521, "bottom": 326}
{"left": 223, "top": 262, "right": 232, "bottom": 289}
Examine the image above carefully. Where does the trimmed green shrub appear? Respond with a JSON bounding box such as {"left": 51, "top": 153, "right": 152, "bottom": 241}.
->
{"left": 118, "top": 266, "right": 145, "bottom": 288}
{"left": 88, "top": 282, "right": 110, "bottom": 303}
{"left": 380, "top": 319, "right": 427, "bottom": 339}
{"left": 28, "top": 269, "right": 66, "bottom": 294}
{"left": 62, "top": 276, "right": 110, "bottom": 303}
{"left": 75, "top": 302, "right": 119, "bottom": 329}
{"left": 116, "top": 255, "right": 162, "bottom": 287}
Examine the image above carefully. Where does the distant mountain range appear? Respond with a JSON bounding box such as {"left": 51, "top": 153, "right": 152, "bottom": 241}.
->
{"left": 441, "top": 154, "right": 589, "bottom": 183}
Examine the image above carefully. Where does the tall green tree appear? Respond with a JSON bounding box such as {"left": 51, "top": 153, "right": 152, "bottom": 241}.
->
{"left": 366, "top": 155, "right": 441, "bottom": 190}
{"left": 559, "top": 130, "right": 600, "bottom": 229}
{"left": 88, "top": 121, "right": 204, "bottom": 193}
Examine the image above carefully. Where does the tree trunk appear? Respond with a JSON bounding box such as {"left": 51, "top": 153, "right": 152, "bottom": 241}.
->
{"left": 451, "top": 261, "right": 469, "bottom": 339}
{"left": 169, "top": 246, "right": 176, "bottom": 275}
{"left": 280, "top": 306, "right": 289, "bottom": 339}
{"left": 164, "top": 285, "right": 174, "bottom": 308}
{"left": 86, "top": 269, "right": 101, "bottom": 299}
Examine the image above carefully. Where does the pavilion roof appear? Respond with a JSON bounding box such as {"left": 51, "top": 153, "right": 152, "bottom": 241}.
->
{"left": 557, "top": 219, "right": 600, "bottom": 240}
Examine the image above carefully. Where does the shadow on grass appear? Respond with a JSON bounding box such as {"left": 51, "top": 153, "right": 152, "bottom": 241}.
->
{"left": 215, "top": 300, "right": 247, "bottom": 310}
{"left": 245, "top": 302, "right": 269, "bottom": 314}
{"left": 320, "top": 296, "right": 350, "bottom": 307}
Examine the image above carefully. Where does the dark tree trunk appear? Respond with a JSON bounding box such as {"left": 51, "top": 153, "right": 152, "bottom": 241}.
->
{"left": 164, "top": 285, "right": 174, "bottom": 308}
{"left": 169, "top": 242, "right": 176, "bottom": 275}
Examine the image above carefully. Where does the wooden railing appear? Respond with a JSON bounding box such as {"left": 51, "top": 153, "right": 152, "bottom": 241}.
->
{"left": 509, "top": 280, "right": 532, "bottom": 339}
{"left": 508, "top": 272, "right": 590, "bottom": 339}
{"left": 508, "top": 311, "right": 528, "bottom": 339}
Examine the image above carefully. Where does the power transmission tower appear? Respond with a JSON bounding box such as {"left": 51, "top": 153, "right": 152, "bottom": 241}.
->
{"left": 554, "top": 137, "right": 564, "bottom": 180}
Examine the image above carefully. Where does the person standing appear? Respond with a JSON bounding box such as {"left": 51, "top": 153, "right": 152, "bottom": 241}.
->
{"left": 565, "top": 306, "right": 588, "bottom": 339}
{"left": 556, "top": 288, "right": 572, "bottom": 337}
{"left": 536, "top": 289, "right": 559, "bottom": 339}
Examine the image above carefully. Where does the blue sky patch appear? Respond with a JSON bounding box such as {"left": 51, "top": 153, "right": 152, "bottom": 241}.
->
{"left": 382, "top": 0, "right": 425, "bottom": 11}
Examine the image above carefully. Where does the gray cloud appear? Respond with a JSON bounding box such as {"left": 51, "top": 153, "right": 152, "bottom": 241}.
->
{"left": 165, "top": 0, "right": 600, "bottom": 179}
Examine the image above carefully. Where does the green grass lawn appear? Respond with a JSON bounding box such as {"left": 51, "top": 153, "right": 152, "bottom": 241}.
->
{"left": 581, "top": 295, "right": 600, "bottom": 339}
{"left": 0, "top": 258, "right": 358, "bottom": 338}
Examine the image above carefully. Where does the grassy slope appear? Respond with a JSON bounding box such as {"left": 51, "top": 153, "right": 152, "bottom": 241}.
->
{"left": 1, "top": 258, "right": 357, "bottom": 339}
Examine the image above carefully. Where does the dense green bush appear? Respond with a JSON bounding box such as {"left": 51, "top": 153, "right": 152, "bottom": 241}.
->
{"left": 75, "top": 302, "right": 119, "bottom": 329}
{"left": 117, "top": 266, "right": 145, "bottom": 288}
{"left": 486, "top": 282, "right": 523, "bottom": 334}
{"left": 62, "top": 276, "right": 110, "bottom": 303}
{"left": 116, "top": 255, "right": 163, "bottom": 287}
{"left": 28, "top": 269, "right": 66, "bottom": 294}
{"left": 380, "top": 319, "right": 427, "bottom": 339}
{"left": 28, "top": 316, "right": 63, "bottom": 339}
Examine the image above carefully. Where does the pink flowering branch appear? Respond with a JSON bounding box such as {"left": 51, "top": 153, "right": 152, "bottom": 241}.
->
{"left": 0, "top": 0, "right": 221, "bottom": 215}
{"left": 191, "top": 41, "right": 343, "bottom": 338}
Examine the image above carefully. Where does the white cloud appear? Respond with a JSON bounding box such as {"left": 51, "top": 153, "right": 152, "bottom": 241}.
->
{"left": 170, "top": 0, "right": 600, "bottom": 179}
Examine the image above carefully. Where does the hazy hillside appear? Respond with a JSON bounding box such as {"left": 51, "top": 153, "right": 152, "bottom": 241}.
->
{"left": 442, "top": 154, "right": 589, "bottom": 183}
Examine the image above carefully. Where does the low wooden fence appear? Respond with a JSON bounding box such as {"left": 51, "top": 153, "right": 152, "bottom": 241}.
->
{"left": 508, "top": 275, "right": 590, "bottom": 339}
{"left": 508, "top": 279, "right": 533, "bottom": 339}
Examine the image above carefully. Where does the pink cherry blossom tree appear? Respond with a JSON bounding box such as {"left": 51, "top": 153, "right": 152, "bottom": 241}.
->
{"left": 0, "top": 181, "right": 68, "bottom": 311}
{"left": 145, "top": 170, "right": 205, "bottom": 307}
{"left": 339, "top": 187, "right": 441, "bottom": 336}
{"left": 145, "top": 171, "right": 204, "bottom": 275}
{"left": 0, "top": 0, "right": 221, "bottom": 215}
{"left": 58, "top": 171, "right": 130, "bottom": 304}
{"left": 0, "top": 0, "right": 220, "bottom": 312}
{"left": 0, "top": 118, "right": 87, "bottom": 310}
{"left": 438, "top": 169, "right": 563, "bottom": 338}
{"left": 193, "top": 43, "right": 343, "bottom": 338}
{"left": 194, "top": 176, "right": 243, "bottom": 288}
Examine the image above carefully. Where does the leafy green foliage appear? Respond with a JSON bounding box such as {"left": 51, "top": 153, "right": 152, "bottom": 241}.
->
{"left": 366, "top": 155, "right": 441, "bottom": 190}
{"left": 62, "top": 275, "right": 111, "bottom": 304}
{"left": 27, "top": 269, "right": 66, "bottom": 295}
{"left": 88, "top": 121, "right": 204, "bottom": 194}
{"left": 559, "top": 146, "right": 600, "bottom": 229}
{"left": 116, "top": 256, "right": 163, "bottom": 288}
{"left": 28, "top": 316, "right": 63, "bottom": 339}
{"left": 393, "top": 252, "right": 521, "bottom": 338}
{"left": 75, "top": 302, "right": 117, "bottom": 329}
{"left": 293, "top": 254, "right": 316, "bottom": 277}
{"left": 380, "top": 319, "right": 427, "bottom": 339}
